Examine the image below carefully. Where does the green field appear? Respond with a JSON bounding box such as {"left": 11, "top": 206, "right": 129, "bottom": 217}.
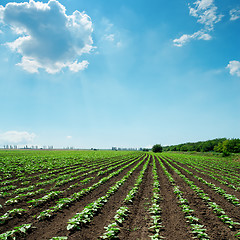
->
{"left": 0, "top": 150, "right": 240, "bottom": 239}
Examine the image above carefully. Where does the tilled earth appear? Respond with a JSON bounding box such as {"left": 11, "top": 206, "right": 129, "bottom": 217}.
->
{"left": 0, "top": 153, "right": 240, "bottom": 240}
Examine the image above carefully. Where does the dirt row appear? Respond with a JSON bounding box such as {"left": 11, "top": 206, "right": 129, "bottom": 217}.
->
{"left": 166, "top": 157, "right": 240, "bottom": 189}
{"left": 166, "top": 156, "right": 240, "bottom": 201}
{"left": 1, "top": 153, "right": 240, "bottom": 239}
{"left": 27, "top": 155, "right": 147, "bottom": 240}
{"left": 0, "top": 155, "right": 144, "bottom": 235}
{"left": 164, "top": 156, "right": 240, "bottom": 223}
{"left": 0, "top": 155, "right": 146, "bottom": 239}
{"left": 0, "top": 155, "right": 139, "bottom": 216}
{"left": 159, "top": 156, "right": 239, "bottom": 239}
{"left": 0, "top": 153, "right": 132, "bottom": 192}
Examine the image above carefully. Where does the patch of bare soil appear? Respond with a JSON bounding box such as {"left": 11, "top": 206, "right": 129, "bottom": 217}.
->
{"left": 0, "top": 156, "right": 141, "bottom": 235}
{"left": 156, "top": 158, "right": 193, "bottom": 240}
{"left": 117, "top": 156, "right": 153, "bottom": 240}
{"left": 168, "top": 157, "right": 240, "bottom": 201}
{"left": 25, "top": 156, "right": 145, "bottom": 240}
{"left": 161, "top": 157, "right": 238, "bottom": 240}
{"left": 67, "top": 157, "right": 146, "bottom": 239}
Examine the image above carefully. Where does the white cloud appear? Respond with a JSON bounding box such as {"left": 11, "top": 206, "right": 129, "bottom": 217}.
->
{"left": 189, "top": 0, "right": 223, "bottom": 29}
{"left": 16, "top": 56, "right": 42, "bottom": 73}
{"left": 174, "top": 0, "right": 223, "bottom": 47}
{"left": 197, "top": 33, "right": 212, "bottom": 40}
{"left": 173, "top": 30, "right": 212, "bottom": 47}
{"left": 66, "top": 136, "right": 72, "bottom": 139}
{"left": 194, "top": 0, "right": 213, "bottom": 10}
{"left": 173, "top": 34, "right": 192, "bottom": 47}
{"left": 0, "top": 131, "right": 36, "bottom": 144}
{"left": 230, "top": 9, "right": 240, "bottom": 21}
{"left": 68, "top": 60, "right": 89, "bottom": 72}
{"left": 226, "top": 61, "right": 240, "bottom": 77}
{"left": 0, "top": 0, "right": 94, "bottom": 74}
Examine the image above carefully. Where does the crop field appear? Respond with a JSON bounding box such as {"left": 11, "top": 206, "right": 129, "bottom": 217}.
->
{"left": 0, "top": 150, "right": 240, "bottom": 240}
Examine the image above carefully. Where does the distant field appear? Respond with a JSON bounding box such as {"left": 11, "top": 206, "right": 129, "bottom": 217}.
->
{"left": 0, "top": 150, "right": 240, "bottom": 239}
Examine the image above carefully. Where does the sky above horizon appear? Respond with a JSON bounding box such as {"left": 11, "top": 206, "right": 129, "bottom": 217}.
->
{"left": 0, "top": 0, "right": 240, "bottom": 149}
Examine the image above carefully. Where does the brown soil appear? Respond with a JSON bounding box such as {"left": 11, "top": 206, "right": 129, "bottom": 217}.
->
{"left": 117, "top": 156, "right": 153, "bottom": 240}
{"left": 160, "top": 157, "right": 239, "bottom": 239}
{"left": 24, "top": 156, "right": 145, "bottom": 240}
{"left": 1, "top": 153, "right": 240, "bottom": 240}
{"left": 155, "top": 158, "right": 193, "bottom": 240}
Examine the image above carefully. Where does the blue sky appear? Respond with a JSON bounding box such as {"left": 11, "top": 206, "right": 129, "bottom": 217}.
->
{"left": 0, "top": 0, "right": 240, "bottom": 149}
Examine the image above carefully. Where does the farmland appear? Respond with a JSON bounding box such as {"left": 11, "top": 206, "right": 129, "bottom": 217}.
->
{"left": 0, "top": 150, "right": 240, "bottom": 239}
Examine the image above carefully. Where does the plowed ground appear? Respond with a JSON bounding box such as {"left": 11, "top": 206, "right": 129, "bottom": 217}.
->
{"left": 1, "top": 153, "right": 239, "bottom": 240}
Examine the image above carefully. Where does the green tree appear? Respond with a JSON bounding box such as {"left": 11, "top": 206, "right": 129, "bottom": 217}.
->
{"left": 152, "top": 144, "right": 163, "bottom": 153}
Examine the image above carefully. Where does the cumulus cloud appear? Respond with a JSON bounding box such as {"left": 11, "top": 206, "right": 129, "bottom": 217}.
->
{"left": 173, "top": 0, "right": 223, "bottom": 47}
{"left": 0, "top": 131, "right": 36, "bottom": 144}
{"left": 189, "top": 0, "right": 223, "bottom": 29}
{"left": 226, "top": 61, "right": 240, "bottom": 77}
{"left": 173, "top": 30, "right": 211, "bottom": 47}
{"left": 230, "top": 9, "right": 240, "bottom": 21}
{"left": 0, "top": 0, "right": 94, "bottom": 73}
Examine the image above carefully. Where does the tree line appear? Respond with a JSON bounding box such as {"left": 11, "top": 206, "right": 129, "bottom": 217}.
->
{"left": 163, "top": 138, "right": 240, "bottom": 155}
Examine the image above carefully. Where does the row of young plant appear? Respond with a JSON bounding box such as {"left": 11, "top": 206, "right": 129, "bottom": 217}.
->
{"left": 3, "top": 176, "right": 92, "bottom": 206}
{"left": 0, "top": 223, "right": 32, "bottom": 240}
{"left": 170, "top": 157, "right": 240, "bottom": 192}
{"left": 47, "top": 155, "right": 148, "bottom": 239}
{"left": 0, "top": 165, "right": 85, "bottom": 196}
{"left": 0, "top": 151, "right": 139, "bottom": 189}
{"left": 148, "top": 156, "right": 164, "bottom": 240}
{"left": 67, "top": 155, "right": 149, "bottom": 232}
{"left": 163, "top": 153, "right": 240, "bottom": 187}
{"left": 0, "top": 154, "right": 122, "bottom": 191}
{"left": 161, "top": 157, "right": 240, "bottom": 238}
{"left": 0, "top": 207, "right": 32, "bottom": 227}
{"left": 0, "top": 208, "right": 26, "bottom": 225}
{"left": 0, "top": 150, "right": 136, "bottom": 181}
{"left": 99, "top": 155, "right": 150, "bottom": 239}
{"left": 57, "top": 154, "right": 142, "bottom": 189}
{"left": 36, "top": 154, "right": 145, "bottom": 221}
{"left": 164, "top": 157, "right": 240, "bottom": 206}
{"left": 2, "top": 153, "right": 140, "bottom": 191}
{"left": 96, "top": 155, "right": 139, "bottom": 176}
{"left": 1, "top": 154, "right": 140, "bottom": 207}
{"left": 163, "top": 152, "right": 240, "bottom": 177}
{"left": 156, "top": 156, "right": 210, "bottom": 239}
{"left": 191, "top": 157, "right": 240, "bottom": 178}
{"left": 0, "top": 155, "right": 143, "bottom": 231}
{"left": 0, "top": 154, "right": 145, "bottom": 238}
{"left": 2, "top": 158, "right": 140, "bottom": 217}
{"left": 28, "top": 156, "right": 142, "bottom": 208}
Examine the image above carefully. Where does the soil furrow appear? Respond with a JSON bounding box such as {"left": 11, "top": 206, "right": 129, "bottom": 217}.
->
{"left": 117, "top": 156, "right": 153, "bottom": 240}
{"left": 25, "top": 156, "right": 145, "bottom": 240}
{"left": 160, "top": 157, "right": 238, "bottom": 239}
{"left": 165, "top": 158, "right": 240, "bottom": 223}
{"left": 0, "top": 157, "right": 141, "bottom": 234}
{"left": 66, "top": 157, "right": 147, "bottom": 239}
{"left": 168, "top": 157, "right": 240, "bottom": 200}
{"left": 156, "top": 158, "right": 193, "bottom": 240}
